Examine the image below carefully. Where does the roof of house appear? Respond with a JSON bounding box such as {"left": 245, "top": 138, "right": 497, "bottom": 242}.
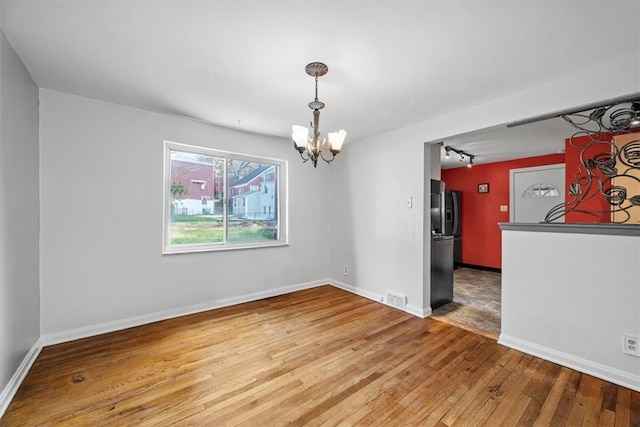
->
{"left": 231, "top": 165, "right": 273, "bottom": 187}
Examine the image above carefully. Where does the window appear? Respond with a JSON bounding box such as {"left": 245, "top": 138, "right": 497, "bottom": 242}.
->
{"left": 164, "top": 141, "right": 287, "bottom": 253}
{"left": 522, "top": 183, "right": 560, "bottom": 198}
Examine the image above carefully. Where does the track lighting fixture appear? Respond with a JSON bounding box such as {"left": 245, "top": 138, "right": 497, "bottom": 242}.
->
{"left": 443, "top": 145, "right": 475, "bottom": 167}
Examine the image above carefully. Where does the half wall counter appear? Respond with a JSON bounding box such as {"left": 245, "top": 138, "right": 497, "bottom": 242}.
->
{"left": 498, "top": 222, "right": 640, "bottom": 392}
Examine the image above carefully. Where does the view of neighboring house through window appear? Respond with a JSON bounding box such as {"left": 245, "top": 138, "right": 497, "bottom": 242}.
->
{"left": 164, "top": 141, "right": 287, "bottom": 253}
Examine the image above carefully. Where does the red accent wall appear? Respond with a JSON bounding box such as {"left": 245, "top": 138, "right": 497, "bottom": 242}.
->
{"left": 441, "top": 153, "right": 565, "bottom": 269}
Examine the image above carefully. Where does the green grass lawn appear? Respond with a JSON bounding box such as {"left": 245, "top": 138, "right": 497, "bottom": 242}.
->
{"left": 171, "top": 215, "right": 222, "bottom": 224}
{"left": 170, "top": 215, "right": 276, "bottom": 245}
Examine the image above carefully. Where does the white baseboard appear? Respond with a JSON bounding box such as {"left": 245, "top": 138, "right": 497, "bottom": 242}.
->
{"left": 4, "top": 281, "right": 327, "bottom": 419}
{"left": 41, "top": 279, "right": 326, "bottom": 346}
{"left": 0, "top": 338, "right": 43, "bottom": 418}
{"left": 329, "top": 279, "right": 385, "bottom": 304}
{"left": 328, "top": 279, "right": 430, "bottom": 318}
{"left": 5, "top": 279, "right": 377, "bottom": 418}
{"left": 40, "top": 280, "right": 428, "bottom": 348}
{"left": 6, "top": 284, "right": 637, "bottom": 421}
{"left": 499, "top": 334, "right": 640, "bottom": 392}
{"left": 407, "top": 304, "right": 431, "bottom": 318}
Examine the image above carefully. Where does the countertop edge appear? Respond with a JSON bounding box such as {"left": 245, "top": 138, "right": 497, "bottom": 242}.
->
{"left": 498, "top": 222, "right": 640, "bottom": 236}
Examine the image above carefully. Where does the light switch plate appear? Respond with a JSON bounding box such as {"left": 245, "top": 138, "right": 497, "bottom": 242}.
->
{"left": 405, "top": 197, "right": 413, "bottom": 208}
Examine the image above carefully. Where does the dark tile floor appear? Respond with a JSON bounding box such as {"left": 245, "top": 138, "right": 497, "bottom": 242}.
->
{"left": 431, "top": 267, "right": 501, "bottom": 335}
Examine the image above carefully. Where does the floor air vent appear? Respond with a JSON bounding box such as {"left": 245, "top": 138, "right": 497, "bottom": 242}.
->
{"left": 386, "top": 291, "right": 407, "bottom": 311}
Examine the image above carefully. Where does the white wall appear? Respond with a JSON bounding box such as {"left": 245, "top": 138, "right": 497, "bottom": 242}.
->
{"left": 500, "top": 228, "right": 640, "bottom": 391}
{"left": 0, "top": 30, "right": 40, "bottom": 403}
{"left": 328, "top": 52, "right": 639, "bottom": 315}
{"left": 39, "top": 89, "right": 330, "bottom": 338}
{"left": 328, "top": 132, "right": 427, "bottom": 315}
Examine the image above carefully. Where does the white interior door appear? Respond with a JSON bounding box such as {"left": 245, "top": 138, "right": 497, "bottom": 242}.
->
{"left": 510, "top": 164, "right": 565, "bottom": 223}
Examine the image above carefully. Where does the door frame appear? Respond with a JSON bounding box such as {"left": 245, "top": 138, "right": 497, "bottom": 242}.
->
{"left": 509, "top": 163, "right": 565, "bottom": 222}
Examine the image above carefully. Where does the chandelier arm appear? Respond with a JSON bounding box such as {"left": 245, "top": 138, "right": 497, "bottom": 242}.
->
{"left": 319, "top": 150, "right": 337, "bottom": 164}
{"left": 292, "top": 141, "right": 306, "bottom": 154}
{"left": 299, "top": 152, "right": 310, "bottom": 163}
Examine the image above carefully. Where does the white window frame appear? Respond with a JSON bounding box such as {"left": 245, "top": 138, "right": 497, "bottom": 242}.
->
{"left": 163, "top": 141, "right": 288, "bottom": 254}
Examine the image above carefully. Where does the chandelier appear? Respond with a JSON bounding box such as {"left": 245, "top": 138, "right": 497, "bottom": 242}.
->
{"left": 291, "top": 62, "right": 346, "bottom": 167}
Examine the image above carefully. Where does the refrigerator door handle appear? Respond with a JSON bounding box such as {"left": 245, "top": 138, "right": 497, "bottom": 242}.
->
{"left": 441, "top": 190, "right": 446, "bottom": 234}
{"left": 452, "top": 193, "right": 460, "bottom": 235}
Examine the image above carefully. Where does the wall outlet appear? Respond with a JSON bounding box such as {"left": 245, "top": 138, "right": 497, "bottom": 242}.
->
{"left": 623, "top": 335, "right": 640, "bottom": 357}
{"left": 343, "top": 265, "right": 349, "bottom": 276}
{"left": 500, "top": 205, "right": 508, "bottom": 212}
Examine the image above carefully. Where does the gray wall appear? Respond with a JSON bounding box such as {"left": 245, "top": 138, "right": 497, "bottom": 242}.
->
{"left": 500, "top": 229, "right": 640, "bottom": 390}
{"left": 326, "top": 49, "right": 639, "bottom": 389}
{"left": 39, "top": 89, "right": 330, "bottom": 337}
{"left": 328, "top": 52, "right": 639, "bottom": 315}
{"left": 0, "top": 30, "right": 40, "bottom": 398}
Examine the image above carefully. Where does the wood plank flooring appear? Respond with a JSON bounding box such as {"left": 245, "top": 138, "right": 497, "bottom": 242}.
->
{"left": 1, "top": 285, "right": 638, "bottom": 426}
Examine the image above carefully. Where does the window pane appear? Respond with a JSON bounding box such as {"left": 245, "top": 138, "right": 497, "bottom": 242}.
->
{"left": 227, "top": 159, "right": 278, "bottom": 243}
{"left": 169, "top": 150, "right": 224, "bottom": 245}
{"left": 522, "top": 183, "right": 560, "bottom": 198}
{"left": 164, "top": 141, "right": 286, "bottom": 253}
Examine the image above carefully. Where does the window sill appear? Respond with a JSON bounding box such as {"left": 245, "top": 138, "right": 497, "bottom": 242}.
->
{"left": 162, "top": 241, "right": 289, "bottom": 255}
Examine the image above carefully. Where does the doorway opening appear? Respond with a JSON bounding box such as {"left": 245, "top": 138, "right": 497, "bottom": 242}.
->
{"left": 430, "top": 267, "right": 501, "bottom": 340}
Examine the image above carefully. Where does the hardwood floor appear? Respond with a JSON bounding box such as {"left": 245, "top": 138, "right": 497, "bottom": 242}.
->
{"left": 2, "top": 286, "right": 638, "bottom": 426}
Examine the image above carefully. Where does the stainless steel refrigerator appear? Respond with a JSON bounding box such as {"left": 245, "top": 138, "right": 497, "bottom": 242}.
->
{"left": 444, "top": 189, "right": 462, "bottom": 268}
{"left": 430, "top": 180, "right": 454, "bottom": 309}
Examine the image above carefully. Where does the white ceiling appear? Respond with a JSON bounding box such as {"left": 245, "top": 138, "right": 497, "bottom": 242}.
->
{"left": 438, "top": 118, "right": 571, "bottom": 169}
{"left": 1, "top": 1, "right": 638, "bottom": 167}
